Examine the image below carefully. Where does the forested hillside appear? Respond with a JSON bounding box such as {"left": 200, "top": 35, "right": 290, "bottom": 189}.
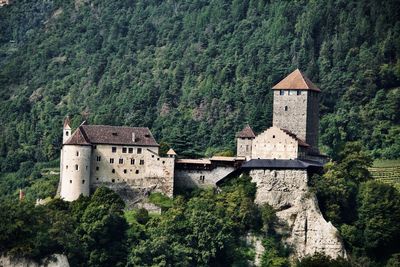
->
{"left": 0, "top": 0, "right": 399, "bottom": 172}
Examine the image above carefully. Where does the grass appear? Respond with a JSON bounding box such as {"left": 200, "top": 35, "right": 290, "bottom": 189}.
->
{"left": 369, "top": 159, "right": 400, "bottom": 190}
{"left": 148, "top": 192, "right": 173, "bottom": 209}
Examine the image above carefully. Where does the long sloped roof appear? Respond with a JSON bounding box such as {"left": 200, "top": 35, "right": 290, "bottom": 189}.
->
{"left": 272, "top": 69, "right": 320, "bottom": 92}
{"left": 64, "top": 124, "right": 158, "bottom": 146}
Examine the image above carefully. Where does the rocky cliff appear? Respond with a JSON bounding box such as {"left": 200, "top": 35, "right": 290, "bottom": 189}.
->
{"left": 0, "top": 254, "right": 69, "bottom": 267}
{"left": 249, "top": 169, "right": 347, "bottom": 259}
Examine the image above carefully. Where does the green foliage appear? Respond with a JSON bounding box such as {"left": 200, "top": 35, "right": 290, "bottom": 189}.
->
{"left": 296, "top": 253, "right": 351, "bottom": 267}
{"left": 148, "top": 192, "right": 173, "bottom": 210}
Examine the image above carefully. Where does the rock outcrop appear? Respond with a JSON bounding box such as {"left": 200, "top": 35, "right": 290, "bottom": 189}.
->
{"left": 0, "top": 254, "right": 69, "bottom": 267}
{"left": 250, "top": 169, "right": 346, "bottom": 259}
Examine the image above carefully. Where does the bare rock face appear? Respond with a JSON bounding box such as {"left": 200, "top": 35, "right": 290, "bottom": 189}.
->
{"left": 0, "top": 254, "right": 69, "bottom": 267}
{"left": 250, "top": 169, "right": 346, "bottom": 259}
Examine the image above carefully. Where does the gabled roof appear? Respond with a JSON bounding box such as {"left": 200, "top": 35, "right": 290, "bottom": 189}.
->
{"left": 167, "top": 148, "right": 177, "bottom": 155}
{"left": 236, "top": 124, "right": 256, "bottom": 138}
{"left": 281, "top": 128, "right": 310, "bottom": 147}
{"left": 272, "top": 69, "right": 320, "bottom": 92}
{"left": 64, "top": 124, "right": 159, "bottom": 146}
{"left": 64, "top": 126, "right": 91, "bottom": 146}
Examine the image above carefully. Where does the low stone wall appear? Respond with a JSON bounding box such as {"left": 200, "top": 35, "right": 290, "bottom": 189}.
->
{"left": 174, "top": 166, "right": 235, "bottom": 190}
{"left": 249, "top": 169, "right": 346, "bottom": 259}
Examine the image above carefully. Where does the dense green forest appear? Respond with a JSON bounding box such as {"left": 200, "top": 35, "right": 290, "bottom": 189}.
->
{"left": 0, "top": 0, "right": 399, "bottom": 172}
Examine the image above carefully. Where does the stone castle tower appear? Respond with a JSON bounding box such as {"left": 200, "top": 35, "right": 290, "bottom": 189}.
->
{"left": 236, "top": 124, "right": 256, "bottom": 159}
{"left": 272, "top": 69, "right": 320, "bottom": 153}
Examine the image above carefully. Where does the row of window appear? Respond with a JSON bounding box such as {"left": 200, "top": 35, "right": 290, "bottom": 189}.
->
{"left": 66, "top": 165, "right": 88, "bottom": 171}
{"left": 108, "top": 158, "right": 144, "bottom": 165}
{"left": 279, "top": 90, "right": 302, "bottom": 96}
{"left": 111, "top": 147, "right": 142, "bottom": 154}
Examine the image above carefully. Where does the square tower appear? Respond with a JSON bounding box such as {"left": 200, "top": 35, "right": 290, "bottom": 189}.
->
{"left": 236, "top": 124, "right": 256, "bottom": 159}
{"left": 272, "top": 69, "right": 320, "bottom": 152}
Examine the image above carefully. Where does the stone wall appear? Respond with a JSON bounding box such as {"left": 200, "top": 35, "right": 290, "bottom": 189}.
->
{"left": 60, "top": 145, "right": 91, "bottom": 201}
{"left": 237, "top": 137, "right": 253, "bottom": 159}
{"left": 249, "top": 169, "right": 346, "bottom": 259}
{"left": 273, "top": 90, "right": 308, "bottom": 142}
{"left": 175, "top": 166, "right": 235, "bottom": 190}
{"left": 252, "top": 126, "right": 299, "bottom": 160}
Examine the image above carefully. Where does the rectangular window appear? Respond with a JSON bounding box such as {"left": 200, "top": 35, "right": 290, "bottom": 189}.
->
{"left": 131, "top": 159, "right": 135, "bottom": 165}
{"left": 96, "top": 166, "right": 99, "bottom": 171}
{"left": 96, "top": 156, "right": 101, "bottom": 161}
{"left": 124, "top": 169, "right": 127, "bottom": 174}
{"left": 279, "top": 90, "right": 284, "bottom": 95}
{"left": 82, "top": 180, "right": 85, "bottom": 184}
{"left": 119, "top": 158, "right": 124, "bottom": 164}
{"left": 284, "top": 106, "right": 288, "bottom": 111}
{"left": 76, "top": 151, "right": 79, "bottom": 157}
{"left": 75, "top": 164, "right": 79, "bottom": 170}
{"left": 297, "top": 90, "right": 301, "bottom": 95}
{"left": 110, "top": 158, "right": 114, "bottom": 164}
{"left": 112, "top": 147, "right": 117, "bottom": 153}
{"left": 135, "top": 170, "right": 139, "bottom": 174}
{"left": 128, "top": 148, "right": 133, "bottom": 153}
{"left": 140, "top": 159, "right": 144, "bottom": 165}
{"left": 93, "top": 145, "right": 97, "bottom": 149}
{"left": 137, "top": 148, "right": 142, "bottom": 154}
{"left": 122, "top": 147, "right": 127, "bottom": 153}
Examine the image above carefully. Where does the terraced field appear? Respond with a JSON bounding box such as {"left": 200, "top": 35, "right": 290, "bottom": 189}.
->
{"left": 369, "top": 160, "right": 400, "bottom": 190}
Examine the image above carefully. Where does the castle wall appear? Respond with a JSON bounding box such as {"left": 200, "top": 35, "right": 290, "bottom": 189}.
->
{"left": 249, "top": 169, "right": 346, "bottom": 259}
{"left": 89, "top": 144, "right": 173, "bottom": 197}
{"left": 174, "top": 166, "right": 235, "bottom": 190}
{"left": 273, "top": 90, "right": 308, "bottom": 142}
{"left": 237, "top": 138, "right": 253, "bottom": 159}
{"left": 306, "top": 91, "right": 319, "bottom": 151}
{"left": 252, "top": 127, "right": 298, "bottom": 159}
{"left": 60, "top": 145, "right": 91, "bottom": 201}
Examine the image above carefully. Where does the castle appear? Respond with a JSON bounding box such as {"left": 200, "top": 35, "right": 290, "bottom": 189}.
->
{"left": 59, "top": 69, "right": 326, "bottom": 201}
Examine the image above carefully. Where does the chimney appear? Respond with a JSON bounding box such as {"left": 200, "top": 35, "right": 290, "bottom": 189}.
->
{"left": 132, "top": 132, "right": 136, "bottom": 142}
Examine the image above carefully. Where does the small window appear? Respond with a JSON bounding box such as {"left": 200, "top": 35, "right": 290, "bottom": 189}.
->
{"left": 284, "top": 106, "right": 288, "bottom": 111}
{"left": 297, "top": 90, "right": 301, "bottom": 95}
{"left": 93, "top": 145, "right": 97, "bottom": 149}
{"left": 96, "top": 177, "right": 99, "bottom": 181}
{"left": 280, "top": 90, "right": 284, "bottom": 95}
{"left": 112, "top": 132, "right": 118, "bottom": 136}
{"left": 131, "top": 159, "right": 135, "bottom": 165}
{"left": 122, "top": 147, "right": 127, "bottom": 153}
{"left": 119, "top": 158, "right": 123, "bottom": 164}
{"left": 66, "top": 165, "right": 68, "bottom": 170}
{"left": 112, "top": 169, "right": 115, "bottom": 173}
{"left": 76, "top": 151, "right": 79, "bottom": 157}
{"left": 157, "top": 158, "right": 160, "bottom": 161}
{"left": 135, "top": 170, "right": 139, "bottom": 174}
{"left": 152, "top": 155, "right": 154, "bottom": 158}
{"left": 96, "top": 156, "right": 101, "bottom": 161}
{"left": 140, "top": 159, "right": 144, "bottom": 165}
{"left": 85, "top": 165, "right": 88, "bottom": 170}
{"left": 70, "top": 180, "right": 72, "bottom": 184}
{"left": 274, "top": 171, "right": 277, "bottom": 178}
{"left": 82, "top": 180, "right": 85, "bottom": 184}
{"left": 128, "top": 148, "right": 133, "bottom": 153}
{"left": 124, "top": 169, "right": 127, "bottom": 174}
{"left": 273, "top": 135, "right": 275, "bottom": 138}
{"left": 96, "top": 166, "right": 99, "bottom": 171}
{"left": 75, "top": 164, "right": 79, "bottom": 171}
{"left": 112, "top": 147, "right": 117, "bottom": 153}
{"left": 137, "top": 148, "right": 142, "bottom": 154}
{"left": 110, "top": 158, "right": 114, "bottom": 164}
{"left": 66, "top": 131, "right": 69, "bottom": 136}
{"left": 112, "top": 179, "right": 115, "bottom": 183}
{"left": 162, "top": 161, "right": 165, "bottom": 164}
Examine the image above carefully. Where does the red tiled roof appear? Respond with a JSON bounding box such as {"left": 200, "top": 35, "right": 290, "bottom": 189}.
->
{"left": 64, "top": 124, "right": 159, "bottom": 146}
{"left": 272, "top": 69, "right": 320, "bottom": 92}
{"left": 281, "top": 128, "right": 310, "bottom": 147}
{"left": 237, "top": 124, "right": 256, "bottom": 138}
